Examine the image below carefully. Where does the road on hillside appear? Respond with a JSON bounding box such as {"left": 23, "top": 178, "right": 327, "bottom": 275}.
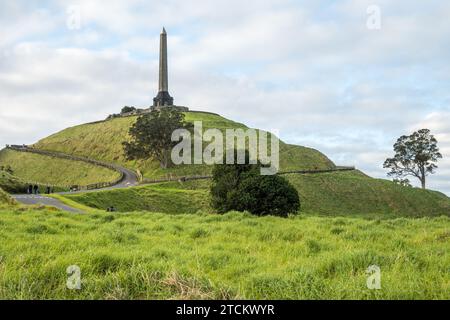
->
{"left": 12, "top": 195, "right": 83, "bottom": 213}
{"left": 12, "top": 161, "right": 139, "bottom": 213}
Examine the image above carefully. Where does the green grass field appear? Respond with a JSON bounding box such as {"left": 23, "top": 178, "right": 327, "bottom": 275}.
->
{"left": 0, "top": 207, "right": 448, "bottom": 299}
{"left": 33, "top": 111, "right": 335, "bottom": 180}
{"left": 63, "top": 183, "right": 212, "bottom": 214}
{"left": 0, "top": 149, "right": 121, "bottom": 188}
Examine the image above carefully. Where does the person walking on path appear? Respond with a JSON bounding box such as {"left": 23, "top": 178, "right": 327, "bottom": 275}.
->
{"left": 33, "top": 185, "right": 39, "bottom": 195}
{"left": 28, "top": 185, "right": 33, "bottom": 194}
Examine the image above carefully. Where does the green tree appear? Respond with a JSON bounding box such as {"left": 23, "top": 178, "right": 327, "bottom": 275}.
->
{"left": 123, "top": 108, "right": 192, "bottom": 168}
{"left": 211, "top": 151, "right": 300, "bottom": 217}
{"left": 121, "top": 106, "right": 136, "bottom": 114}
{"left": 235, "top": 174, "right": 300, "bottom": 217}
{"left": 383, "top": 129, "right": 442, "bottom": 189}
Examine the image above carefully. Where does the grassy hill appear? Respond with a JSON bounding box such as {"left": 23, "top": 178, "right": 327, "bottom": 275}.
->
{"left": 23, "top": 110, "right": 450, "bottom": 216}
{"left": 34, "top": 112, "right": 335, "bottom": 179}
{"left": 0, "top": 207, "right": 448, "bottom": 299}
{"left": 60, "top": 172, "right": 450, "bottom": 217}
{"left": 0, "top": 148, "right": 121, "bottom": 188}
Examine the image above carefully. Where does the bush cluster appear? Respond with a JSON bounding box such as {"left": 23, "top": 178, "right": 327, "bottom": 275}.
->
{"left": 211, "top": 152, "right": 300, "bottom": 217}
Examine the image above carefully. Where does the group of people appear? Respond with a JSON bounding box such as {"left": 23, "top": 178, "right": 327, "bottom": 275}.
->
{"left": 27, "top": 185, "right": 54, "bottom": 195}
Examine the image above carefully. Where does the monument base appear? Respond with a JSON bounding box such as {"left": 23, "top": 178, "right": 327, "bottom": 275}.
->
{"left": 153, "top": 91, "right": 174, "bottom": 107}
{"left": 150, "top": 105, "right": 189, "bottom": 112}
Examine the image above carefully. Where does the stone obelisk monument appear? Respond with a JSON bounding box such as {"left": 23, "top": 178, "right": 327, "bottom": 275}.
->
{"left": 153, "top": 27, "right": 174, "bottom": 107}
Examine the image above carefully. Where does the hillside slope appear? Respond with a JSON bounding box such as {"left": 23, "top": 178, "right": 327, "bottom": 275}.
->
{"left": 0, "top": 170, "right": 27, "bottom": 193}
{"left": 0, "top": 188, "right": 16, "bottom": 206}
{"left": 64, "top": 183, "right": 211, "bottom": 214}
{"left": 61, "top": 172, "right": 450, "bottom": 217}
{"left": 285, "top": 171, "right": 450, "bottom": 217}
{"left": 34, "top": 112, "right": 335, "bottom": 179}
{"left": 0, "top": 148, "right": 121, "bottom": 188}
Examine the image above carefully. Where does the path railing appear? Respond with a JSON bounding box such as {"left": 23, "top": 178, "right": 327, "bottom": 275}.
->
{"left": 278, "top": 166, "right": 355, "bottom": 175}
{"left": 141, "top": 167, "right": 356, "bottom": 185}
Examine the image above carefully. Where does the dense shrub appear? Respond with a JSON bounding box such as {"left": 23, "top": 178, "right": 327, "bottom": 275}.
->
{"left": 211, "top": 152, "right": 300, "bottom": 217}
{"left": 121, "top": 106, "right": 137, "bottom": 114}
{"left": 234, "top": 175, "right": 300, "bottom": 217}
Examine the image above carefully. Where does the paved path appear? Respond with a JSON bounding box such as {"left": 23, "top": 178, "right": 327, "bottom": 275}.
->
{"left": 12, "top": 195, "right": 83, "bottom": 213}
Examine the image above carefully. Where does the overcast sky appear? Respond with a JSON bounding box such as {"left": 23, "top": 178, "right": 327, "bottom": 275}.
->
{"left": 0, "top": 0, "right": 449, "bottom": 195}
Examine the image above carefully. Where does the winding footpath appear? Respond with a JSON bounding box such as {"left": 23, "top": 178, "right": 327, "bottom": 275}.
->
{"left": 12, "top": 195, "right": 84, "bottom": 213}
{"left": 10, "top": 147, "right": 139, "bottom": 213}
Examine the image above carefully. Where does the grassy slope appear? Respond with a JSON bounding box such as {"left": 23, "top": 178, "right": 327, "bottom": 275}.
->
{"left": 286, "top": 171, "right": 450, "bottom": 217}
{"left": 0, "top": 188, "right": 16, "bottom": 207}
{"left": 64, "top": 184, "right": 211, "bottom": 214}
{"left": 34, "top": 112, "right": 335, "bottom": 179}
{"left": 62, "top": 172, "right": 450, "bottom": 217}
{"left": 0, "top": 208, "right": 448, "bottom": 299}
{"left": 0, "top": 149, "right": 121, "bottom": 187}
{"left": 0, "top": 170, "right": 27, "bottom": 193}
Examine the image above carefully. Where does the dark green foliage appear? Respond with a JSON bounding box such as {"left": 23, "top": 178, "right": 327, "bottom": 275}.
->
{"left": 211, "top": 151, "right": 300, "bottom": 217}
{"left": 234, "top": 175, "right": 300, "bottom": 217}
{"left": 384, "top": 129, "right": 442, "bottom": 189}
{"left": 121, "top": 106, "right": 136, "bottom": 114}
{"left": 123, "top": 108, "right": 193, "bottom": 168}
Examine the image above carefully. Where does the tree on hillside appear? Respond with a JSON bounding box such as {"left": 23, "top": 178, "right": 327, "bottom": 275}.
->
{"left": 121, "top": 106, "right": 136, "bottom": 114}
{"left": 211, "top": 150, "right": 300, "bottom": 217}
{"left": 123, "top": 108, "right": 192, "bottom": 168}
{"left": 383, "top": 129, "right": 442, "bottom": 189}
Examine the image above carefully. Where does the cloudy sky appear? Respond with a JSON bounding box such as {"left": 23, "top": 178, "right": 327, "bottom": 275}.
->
{"left": 0, "top": 0, "right": 449, "bottom": 195}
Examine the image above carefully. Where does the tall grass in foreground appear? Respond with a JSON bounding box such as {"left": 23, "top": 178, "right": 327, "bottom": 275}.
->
{"left": 0, "top": 208, "right": 448, "bottom": 299}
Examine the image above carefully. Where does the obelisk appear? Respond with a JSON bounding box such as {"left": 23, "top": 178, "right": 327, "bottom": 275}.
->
{"left": 153, "top": 27, "right": 174, "bottom": 107}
